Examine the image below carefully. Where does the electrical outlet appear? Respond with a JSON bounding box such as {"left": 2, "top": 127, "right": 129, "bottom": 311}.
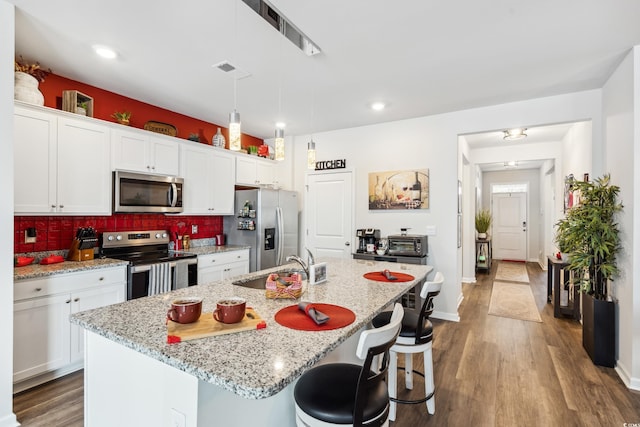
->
{"left": 25, "top": 229, "right": 36, "bottom": 243}
{"left": 191, "top": 225, "right": 198, "bottom": 234}
{"left": 171, "top": 408, "right": 186, "bottom": 427}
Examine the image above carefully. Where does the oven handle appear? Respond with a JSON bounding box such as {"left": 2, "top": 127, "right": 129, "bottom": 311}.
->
{"left": 130, "top": 258, "right": 197, "bottom": 273}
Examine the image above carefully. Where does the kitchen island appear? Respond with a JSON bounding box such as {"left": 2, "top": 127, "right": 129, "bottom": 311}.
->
{"left": 71, "top": 258, "right": 432, "bottom": 426}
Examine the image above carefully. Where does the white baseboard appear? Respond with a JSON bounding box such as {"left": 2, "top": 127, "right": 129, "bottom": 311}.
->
{"left": 0, "top": 413, "right": 19, "bottom": 427}
{"left": 461, "top": 276, "right": 476, "bottom": 284}
{"left": 431, "top": 310, "right": 460, "bottom": 322}
{"left": 615, "top": 362, "right": 640, "bottom": 391}
{"left": 13, "top": 362, "right": 82, "bottom": 394}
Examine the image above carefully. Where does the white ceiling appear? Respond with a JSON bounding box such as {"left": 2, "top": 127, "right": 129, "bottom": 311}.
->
{"left": 9, "top": 0, "right": 640, "bottom": 141}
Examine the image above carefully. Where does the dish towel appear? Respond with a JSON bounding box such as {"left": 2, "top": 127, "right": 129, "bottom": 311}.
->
{"left": 148, "top": 263, "right": 172, "bottom": 296}
{"left": 298, "top": 302, "right": 330, "bottom": 325}
{"left": 174, "top": 261, "right": 189, "bottom": 289}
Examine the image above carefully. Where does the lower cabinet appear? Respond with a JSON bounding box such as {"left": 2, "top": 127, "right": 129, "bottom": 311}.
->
{"left": 13, "top": 265, "right": 126, "bottom": 391}
{"left": 198, "top": 249, "right": 250, "bottom": 284}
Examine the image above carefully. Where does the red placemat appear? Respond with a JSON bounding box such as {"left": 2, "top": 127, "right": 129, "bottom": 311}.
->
{"left": 274, "top": 304, "right": 356, "bottom": 331}
{"left": 363, "top": 271, "right": 415, "bottom": 282}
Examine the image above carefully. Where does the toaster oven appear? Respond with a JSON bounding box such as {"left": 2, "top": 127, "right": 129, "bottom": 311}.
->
{"left": 387, "top": 234, "right": 428, "bottom": 257}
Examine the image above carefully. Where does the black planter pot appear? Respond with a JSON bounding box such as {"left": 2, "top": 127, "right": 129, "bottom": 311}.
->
{"left": 582, "top": 293, "right": 615, "bottom": 368}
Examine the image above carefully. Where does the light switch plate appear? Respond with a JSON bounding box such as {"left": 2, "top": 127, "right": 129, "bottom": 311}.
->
{"left": 191, "top": 225, "right": 198, "bottom": 234}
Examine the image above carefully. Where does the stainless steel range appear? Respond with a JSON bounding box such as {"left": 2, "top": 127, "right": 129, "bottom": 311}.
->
{"left": 100, "top": 230, "right": 197, "bottom": 300}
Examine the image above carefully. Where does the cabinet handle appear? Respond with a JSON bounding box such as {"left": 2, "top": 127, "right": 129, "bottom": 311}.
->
{"left": 35, "top": 287, "right": 42, "bottom": 292}
{"left": 147, "top": 165, "right": 151, "bottom": 170}
{"left": 99, "top": 277, "right": 104, "bottom": 281}
{"left": 211, "top": 259, "right": 216, "bottom": 263}
{"left": 59, "top": 204, "right": 64, "bottom": 209}
{"left": 74, "top": 298, "right": 80, "bottom": 302}
{"left": 51, "top": 204, "right": 56, "bottom": 209}
{"left": 66, "top": 299, "right": 71, "bottom": 304}
{"left": 151, "top": 166, "right": 156, "bottom": 170}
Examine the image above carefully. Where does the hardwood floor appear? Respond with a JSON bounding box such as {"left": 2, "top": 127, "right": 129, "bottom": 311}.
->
{"left": 13, "top": 261, "right": 640, "bottom": 426}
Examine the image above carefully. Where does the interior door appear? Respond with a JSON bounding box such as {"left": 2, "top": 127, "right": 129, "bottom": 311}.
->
{"left": 492, "top": 192, "right": 527, "bottom": 261}
{"left": 305, "top": 171, "right": 353, "bottom": 259}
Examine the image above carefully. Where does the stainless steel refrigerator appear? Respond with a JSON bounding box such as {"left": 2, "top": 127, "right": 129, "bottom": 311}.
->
{"left": 224, "top": 189, "right": 299, "bottom": 272}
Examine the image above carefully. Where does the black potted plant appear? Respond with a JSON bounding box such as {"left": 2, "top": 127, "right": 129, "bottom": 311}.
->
{"left": 554, "top": 174, "right": 622, "bottom": 367}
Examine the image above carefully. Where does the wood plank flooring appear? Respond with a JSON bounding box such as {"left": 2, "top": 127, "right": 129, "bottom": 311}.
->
{"left": 13, "top": 261, "right": 640, "bottom": 426}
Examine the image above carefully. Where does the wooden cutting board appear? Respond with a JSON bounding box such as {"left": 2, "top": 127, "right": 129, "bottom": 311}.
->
{"left": 167, "top": 308, "right": 266, "bottom": 343}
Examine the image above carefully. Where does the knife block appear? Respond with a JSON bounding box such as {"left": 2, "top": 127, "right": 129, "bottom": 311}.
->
{"left": 67, "top": 239, "right": 95, "bottom": 261}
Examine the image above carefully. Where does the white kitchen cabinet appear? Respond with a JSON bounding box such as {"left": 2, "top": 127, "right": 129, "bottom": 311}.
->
{"left": 111, "top": 127, "right": 180, "bottom": 176}
{"left": 198, "top": 249, "right": 250, "bottom": 284}
{"left": 180, "top": 141, "right": 235, "bottom": 215}
{"left": 14, "top": 103, "right": 111, "bottom": 215}
{"left": 13, "top": 265, "right": 126, "bottom": 391}
{"left": 235, "top": 155, "right": 277, "bottom": 187}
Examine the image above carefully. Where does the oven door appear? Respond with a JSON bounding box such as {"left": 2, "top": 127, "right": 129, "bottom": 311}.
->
{"left": 127, "top": 258, "right": 197, "bottom": 300}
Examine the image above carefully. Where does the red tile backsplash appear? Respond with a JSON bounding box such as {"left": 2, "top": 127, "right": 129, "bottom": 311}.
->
{"left": 14, "top": 214, "right": 223, "bottom": 253}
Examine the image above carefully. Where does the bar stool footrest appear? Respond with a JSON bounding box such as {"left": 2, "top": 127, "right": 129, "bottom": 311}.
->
{"left": 390, "top": 367, "right": 434, "bottom": 405}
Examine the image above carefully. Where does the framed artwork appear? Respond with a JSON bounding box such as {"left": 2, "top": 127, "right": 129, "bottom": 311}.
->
{"left": 457, "top": 214, "right": 462, "bottom": 248}
{"left": 564, "top": 174, "right": 574, "bottom": 213}
{"left": 368, "top": 169, "right": 429, "bottom": 210}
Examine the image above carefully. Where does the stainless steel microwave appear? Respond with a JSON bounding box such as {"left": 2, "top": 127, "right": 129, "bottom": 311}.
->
{"left": 113, "top": 170, "right": 183, "bottom": 213}
{"left": 387, "top": 234, "right": 428, "bottom": 257}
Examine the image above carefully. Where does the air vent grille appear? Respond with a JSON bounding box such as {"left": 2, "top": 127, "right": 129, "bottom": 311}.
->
{"left": 242, "top": 0, "right": 321, "bottom": 56}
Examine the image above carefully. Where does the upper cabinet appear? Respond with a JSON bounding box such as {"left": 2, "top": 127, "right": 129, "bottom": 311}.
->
{"left": 235, "top": 155, "right": 281, "bottom": 187}
{"left": 111, "top": 127, "right": 180, "bottom": 176}
{"left": 180, "top": 141, "right": 235, "bottom": 215}
{"left": 14, "top": 104, "right": 111, "bottom": 215}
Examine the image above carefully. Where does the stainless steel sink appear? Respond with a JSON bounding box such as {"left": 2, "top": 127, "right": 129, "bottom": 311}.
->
{"left": 232, "top": 269, "right": 307, "bottom": 289}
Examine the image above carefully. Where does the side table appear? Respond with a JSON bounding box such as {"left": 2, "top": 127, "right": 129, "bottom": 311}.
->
{"left": 547, "top": 255, "right": 580, "bottom": 320}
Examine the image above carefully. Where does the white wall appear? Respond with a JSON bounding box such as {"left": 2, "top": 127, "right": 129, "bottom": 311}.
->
{"left": 602, "top": 46, "right": 640, "bottom": 390}
{"left": 291, "top": 90, "right": 603, "bottom": 323}
{"left": 561, "top": 121, "right": 593, "bottom": 184}
{"left": 0, "top": 2, "right": 17, "bottom": 426}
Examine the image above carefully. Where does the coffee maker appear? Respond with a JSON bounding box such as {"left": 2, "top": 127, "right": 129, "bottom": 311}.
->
{"left": 356, "top": 229, "right": 380, "bottom": 253}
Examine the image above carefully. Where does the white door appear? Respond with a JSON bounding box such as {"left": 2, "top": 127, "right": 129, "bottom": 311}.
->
{"left": 306, "top": 172, "right": 353, "bottom": 259}
{"left": 492, "top": 192, "right": 527, "bottom": 261}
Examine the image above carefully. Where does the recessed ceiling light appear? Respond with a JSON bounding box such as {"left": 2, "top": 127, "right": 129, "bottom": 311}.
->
{"left": 93, "top": 45, "right": 117, "bottom": 59}
{"left": 503, "top": 128, "right": 527, "bottom": 140}
{"left": 275, "top": 122, "right": 286, "bottom": 129}
{"left": 371, "top": 102, "right": 386, "bottom": 111}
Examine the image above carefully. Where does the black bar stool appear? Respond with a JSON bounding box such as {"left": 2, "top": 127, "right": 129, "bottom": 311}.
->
{"left": 294, "top": 303, "right": 404, "bottom": 426}
{"left": 371, "top": 271, "right": 444, "bottom": 421}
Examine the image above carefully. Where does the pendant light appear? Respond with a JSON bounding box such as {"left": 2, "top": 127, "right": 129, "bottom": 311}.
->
{"left": 307, "top": 140, "right": 316, "bottom": 170}
{"left": 275, "top": 127, "right": 285, "bottom": 161}
{"left": 229, "top": 0, "right": 241, "bottom": 151}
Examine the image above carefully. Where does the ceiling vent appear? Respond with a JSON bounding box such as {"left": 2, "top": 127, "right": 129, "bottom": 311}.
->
{"left": 212, "top": 61, "right": 252, "bottom": 79}
{"left": 242, "top": 0, "right": 321, "bottom": 56}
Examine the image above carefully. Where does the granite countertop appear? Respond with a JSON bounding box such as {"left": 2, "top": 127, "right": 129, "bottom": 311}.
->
{"left": 13, "top": 245, "right": 250, "bottom": 281}
{"left": 71, "top": 258, "right": 432, "bottom": 399}
{"left": 14, "top": 258, "right": 129, "bottom": 281}
{"left": 180, "top": 245, "right": 251, "bottom": 256}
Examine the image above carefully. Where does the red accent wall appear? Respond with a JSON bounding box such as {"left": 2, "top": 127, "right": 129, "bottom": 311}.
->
{"left": 39, "top": 74, "right": 264, "bottom": 148}
{"left": 15, "top": 215, "right": 223, "bottom": 254}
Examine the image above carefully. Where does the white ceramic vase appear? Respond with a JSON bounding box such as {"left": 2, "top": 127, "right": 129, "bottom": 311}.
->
{"left": 212, "top": 127, "right": 226, "bottom": 148}
{"left": 478, "top": 232, "right": 487, "bottom": 239}
{"left": 14, "top": 71, "right": 45, "bottom": 105}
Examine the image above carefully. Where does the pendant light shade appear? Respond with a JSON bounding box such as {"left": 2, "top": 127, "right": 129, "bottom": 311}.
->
{"left": 274, "top": 128, "right": 285, "bottom": 161}
{"left": 307, "top": 140, "right": 316, "bottom": 170}
{"left": 229, "top": 110, "right": 241, "bottom": 151}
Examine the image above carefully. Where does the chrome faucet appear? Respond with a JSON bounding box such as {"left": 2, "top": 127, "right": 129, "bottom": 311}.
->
{"left": 286, "top": 255, "right": 308, "bottom": 277}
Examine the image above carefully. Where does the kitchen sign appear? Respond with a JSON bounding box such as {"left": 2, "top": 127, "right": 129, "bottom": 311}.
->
{"left": 314, "top": 159, "right": 346, "bottom": 170}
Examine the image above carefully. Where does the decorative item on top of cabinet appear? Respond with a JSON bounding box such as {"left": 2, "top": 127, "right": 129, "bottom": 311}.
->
{"left": 144, "top": 120, "right": 177, "bottom": 136}
{"left": 112, "top": 111, "right": 132, "bottom": 126}
{"left": 62, "top": 90, "right": 94, "bottom": 117}
{"left": 212, "top": 127, "right": 226, "bottom": 148}
{"left": 14, "top": 56, "right": 50, "bottom": 106}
